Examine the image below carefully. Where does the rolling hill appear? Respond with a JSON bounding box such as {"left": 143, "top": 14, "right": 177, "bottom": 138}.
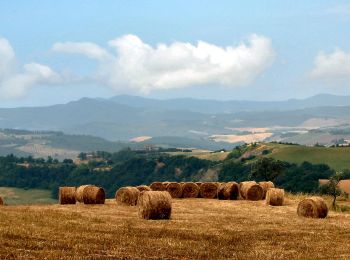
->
{"left": 179, "top": 142, "right": 350, "bottom": 171}
{"left": 251, "top": 143, "right": 350, "bottom": 171}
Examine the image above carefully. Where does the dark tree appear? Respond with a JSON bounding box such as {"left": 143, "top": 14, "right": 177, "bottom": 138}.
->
{"left": 250, "top": 157, "right": 284, "bottom": 182}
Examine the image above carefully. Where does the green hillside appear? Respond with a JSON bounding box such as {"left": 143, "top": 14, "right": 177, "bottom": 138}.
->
{"left": 260, "top": 143, "right": 350, "bottom": 171}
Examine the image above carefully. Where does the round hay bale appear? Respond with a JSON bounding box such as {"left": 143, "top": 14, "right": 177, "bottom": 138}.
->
{"left": 115, "top": 187, "right": 140, "bottom": 206}
{"left": 83, "top": 186, "right": 105, "bottom": 204}
{"left": 136, "top": 185, "right": 151, "bottom": 192}
{"left": 150, "top": 182, "right": 166, "bottom": 191}
{"left": 259, "top": 181, "right": 275, "bottom": 199}
{"left": 162, "top": 181, "right": 170, "bottom": 187}
{"left": 166, "top": 182, "right": 183, "bottom": 198}
{"left": 76, "top": 184, "right": 93, "bottom": 203}
{"left": 199, "top": 182, "right": 218, "bottom": 199}
{"left": 265, "top": 188, "right": 284, "bottom": 206}
{"left": 195, "top": 182, "right": 202, "bottom": 188}
{"left": 218, "top": 182, "right": 239, "bottom": 200}
{"left": 59, "top": 187, "right": 76, "bottom": 205}
{"left": 137, "top": 191, "right": 172, "bottom": 220}
{"left": 181, "top": 182, "right": 200, "bottom": 198}
{"left": 240, "top": 181, "right": 264, "bottom": 201}
{"left": 0, "top": 196, "right": 3, "bottom": 205}
{"left": 297, "top": 196, "right": 328, "bottom": 218}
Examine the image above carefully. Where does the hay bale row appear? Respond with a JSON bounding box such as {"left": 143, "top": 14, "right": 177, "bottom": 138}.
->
{"left": 150, "top": 182, "right": 166, "bottom": 191}
{"left": 138, "top": 191, "right": 172, "bottom": 220}
{"left": 266, "top": 188, "right": 284, "bottom": 206}
{"left": 115, "top": 187, "right": 140, "bottom": 206}
{"left": 166, "top": 182, "right": 183, "bottom": 198}
{"left": 181, "top": 182, "right": 199, "bottom": 198}
{"left": 76, "top": 184, "right": 93, "bottom": 203}
{"left": 259, "top": 181, "right": 275, "bottom": 199}
{"left": 133, "top": 181, "right": 277, "bottom": 201}
{"left": 239, "top": 181, "right": 264, "bottom": 201}
{"left": 60, "top": 185, "right": 105, "bottom": 205}
{"left": 199, "top": 182, "right": 218, "bottom": 199}
{"left": 136, "top": 185, "right": 151, "bottom": 192}
{"left": 59, "top": 187, "right": 76, "bottom": 204}
{"left": 218, "top": 182, "right": 239, "bottom": 200}
{"left": 82, "top": 186, "right": 105, "bottom": 204}
{"left": 297, "top": 196, "right": 328, "bottom": 218}
{"left": 195, "top": 182, "right": 202, "bottom": 188}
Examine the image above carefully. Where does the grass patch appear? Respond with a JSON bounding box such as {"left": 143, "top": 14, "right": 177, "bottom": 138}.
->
{"left": 0, "top": 187, "right": 57, "bottom": 205}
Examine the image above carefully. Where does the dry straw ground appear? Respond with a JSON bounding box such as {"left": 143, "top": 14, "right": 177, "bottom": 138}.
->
{"left": 0, "top": 196, "right": 350, "bottom": 259}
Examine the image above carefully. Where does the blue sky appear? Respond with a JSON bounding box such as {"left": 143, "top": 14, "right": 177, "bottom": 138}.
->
{"left": 0, "top": 1, "right": 350, "bottom": 107}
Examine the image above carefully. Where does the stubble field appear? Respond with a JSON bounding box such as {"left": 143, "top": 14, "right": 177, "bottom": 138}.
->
{"left": 0, "top": 196, "right": 350, "bottom": 259}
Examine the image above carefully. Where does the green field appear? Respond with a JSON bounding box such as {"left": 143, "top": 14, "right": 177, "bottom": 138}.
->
{"left": 0, "top": 187, "right": 57, "bottom": 205}
{"left": 263, "top": 143, "right": 350, "bottom": 171}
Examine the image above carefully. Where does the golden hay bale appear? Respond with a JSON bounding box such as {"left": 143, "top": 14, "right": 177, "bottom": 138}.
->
{"left": 297, "top": 196, "right": 328, "bottom": 218}
{"left": 76, "top": 184, "right": 93, "bottom": 203}
{"left": 166, "top": 182, "right": 183, "bottom": 198}
{"left": 150, "top": 182, "right": 166, "bottom": 191}
{"left": 265, "top": 188, "right": 284, "bottom": 206}
{"left": 259, "top": 181, "right": 275, "bottom": 199}
{"left": 239, "top": 181, "right": 264, "bottom": 201}
{"left": 83, "top": 186, "right": 105, "bottom": 204}
{"left": 181, "top": 182, "right": 200, "bottom": 198}
{"left": 199, "top": 182, "right": 218, "bottom": 199}
{"left": 59, "top": 187, "right": 76, "bottom": 205}
{"left": 136, "top": 185, "right": 151, "bottom": 192}
{"left": 115, "top": 187, "right": 140, "bottom": 206}
{"left": 162, "top": 181, "right": 170, "bottom": 186}
{"left": 218, "top": 182, "right": 239, "bottom": 200}
{"left": 138, "top": 191, "right": 172, "bottom": 220}
{"left": 195, "top": 182, "right": 202, "bottom": 188}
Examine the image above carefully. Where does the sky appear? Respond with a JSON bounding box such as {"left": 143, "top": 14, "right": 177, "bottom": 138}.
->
{"left": 0, "top": 1, "right": 350, "bottom": 107}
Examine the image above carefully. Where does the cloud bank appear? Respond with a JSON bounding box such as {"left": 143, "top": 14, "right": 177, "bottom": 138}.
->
{"left": 0, "top": 34, "right": 274, "bottom": 98}
{"left": 0, "top": 38, "right": 60, "bottom": 98}
{"left": 53, "top": 34, "right": 275, "bottom": 93}
{"left": 311, "top": 49, "right": 350, "bottom": 85}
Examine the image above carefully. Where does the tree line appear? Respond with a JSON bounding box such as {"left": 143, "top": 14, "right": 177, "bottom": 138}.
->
{"left": 0, "top": 147, "right": 346, "bottom": 199}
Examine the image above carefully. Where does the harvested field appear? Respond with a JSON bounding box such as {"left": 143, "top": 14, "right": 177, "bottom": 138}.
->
{"left": 0, "top": 196, "right": 350, "bottom": 259}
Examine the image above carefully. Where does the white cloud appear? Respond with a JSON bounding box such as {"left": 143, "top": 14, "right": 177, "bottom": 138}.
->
{"left": 0, "top": 34, "right": 275, "bottom": 98}
{"left": 0, "top": 38, "right": 61, "bottom": 99}
{"left": 310, "top": 49, "right": 350, "bottom": 84}
{"left": 0, "top": 38, "right": 15, "bottom": 80}
{"left": 52, "top": 42, "right": 110, "bottom": 61}
{"left": 53, "top": 34, "right": 275, "bottom": 93}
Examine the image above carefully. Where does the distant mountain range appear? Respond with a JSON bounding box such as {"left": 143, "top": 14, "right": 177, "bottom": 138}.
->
{"left": 109, "top": 94, "right": 350, "bottom": 114}
{"left": 1, "top": 94, "right": 350, "bottom": 148}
